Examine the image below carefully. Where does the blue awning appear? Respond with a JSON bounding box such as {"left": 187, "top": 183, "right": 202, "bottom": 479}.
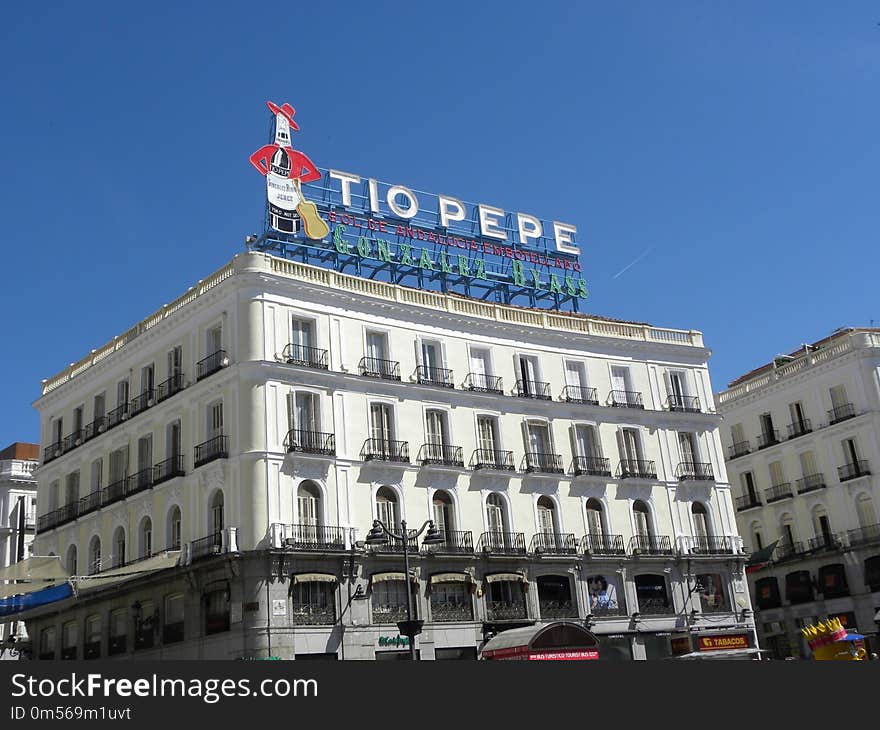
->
{"left": 0, "top": 582, "right": 73, "bottom": 617}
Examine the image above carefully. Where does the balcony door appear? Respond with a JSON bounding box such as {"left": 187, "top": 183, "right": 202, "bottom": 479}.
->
{"left": 141, "top": 364, "right": 154, "bottom": 395}
{"left": 486, "top": 494, "right": 506, "bottom": 535}
{"left": 291, "top": 319, "right": 314, "bottom": 351}
{"left": 611, "top": 366, "right": 629, "bottom": 394}
{"left": 297, "top": 482, "right": 321, "bottom": 540}
{"left": 842, "top": 438, "right": 860, "bottom": 466}
{"left": 678, "top": 432, "right": 697, "bottom": 464}
{"left": 137, "top": 435, "right": 152, "bottom": 475}
{"left": 421, "top": 341, "right": 441, "bottom": 372}
{"left": 167, "top": 346, "right": 183, "bottom": 378}
{"left": 667, "top": 371, "right": 687, "bottom": 401}
{"left": 366, "top": 332, "right": 388, "bottom": 362}
{"left": 526, "top": 422, "right": 551, "bottom": 455}
{"left": 425, "top": 410, "right": 447, "bottom": 447}
{"left": 829, "top": 385, "right": 848, "bottom": 412}
{"left": 633, "top": 501, "right": 651, "bottom": 540}
{"left": 166, "top": 421, "right": 181, "bottom": 461}
{"left": 477, "top": 416, "right": 498, "bottom": 453}
{"left": 585, "top": 499, "right": 605, "bottom": 537}
{"left": 432, "top": 491, "right": 454, "bottom": 539}
{"left": 294, "top": 393, "right": 319, "bottom": 434}
{"left": 370, "top": 403, "right": 394, "bottom": 448}
{"left": 618, "top": 428, "right": 641, "bottom": 463}
{"left": 207, "top": 326, "right": 222, "bottom": 357}
{"left": 375, "top": 487, "right": 399, "bottom": 530}
{"left": 537, "top": 497, "right": 556, "bottom": 536}
{"left": 116, "top": 380, "right": 129, "bottom": 410}
{"left": 470, "top": 348, "right": 490, "bottom": 387}
{"left": 565, "top": 361, "right": 586, "bottom": 390}
{"left": 208, "top": 402, "right": 224, "bottom": 441}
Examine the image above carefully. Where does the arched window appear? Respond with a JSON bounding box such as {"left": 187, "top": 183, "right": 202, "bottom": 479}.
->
{"left": 855, "top": 494, "right": 877, "bottom": 530}
{"left": 585, "top": 498, "right": 606, "bottom": 538}
{"left": 486, "top": 493, "right": 507, "bottom": 534}
{"left": 112, "top": 527, "right": 126, "bottom": 568}
{"left": 297, "top": 481, "right": 321, "bottom": 527}
{"left": 779, "top": 514, "right": 796, "bottom": 553}
{"left": 88, "top": 536, "right": 102, "bottom": 575}
{"left": 432, "top": 490, "right": 455, "bottom": 540}
{"left": 66, "top": 544, "right": 77, "bottom": 576}
{"left": 811, "top": 505, "right": 833, "bottom": 547}
{"left": 167, "top": 506, "right": 182, "bottom": 551}
{"left": 537, "top": 496, "right": 557, "bottom": 535}
{"left": 632, "top": 500, "right": 653, "bottom": 546}
{"left": 210, "top": 491, "right": 224, "bottom": 535}
{"left": 692, "top": 502, "right": 711, "bottom": 550}
{"left": 375, "top": 486, "right": 399, "bottom": 530}
{"left": 750, "top": 521, "right": 763, "bottom": 551}
{"left": 139, "top": 517, "right": 152, "bottom": 559}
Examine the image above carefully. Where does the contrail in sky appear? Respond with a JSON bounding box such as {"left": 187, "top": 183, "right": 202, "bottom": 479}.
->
{"left": 612, "top": 247, "right": 655, "bottom": 279}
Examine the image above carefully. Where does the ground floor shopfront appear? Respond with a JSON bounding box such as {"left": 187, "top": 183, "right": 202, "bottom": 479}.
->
{"left": 19, "top": 548, "right": 756, "bottom": 661}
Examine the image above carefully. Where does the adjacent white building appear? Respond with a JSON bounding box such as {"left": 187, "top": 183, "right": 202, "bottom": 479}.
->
{"left": 716, "top": 328, "right": 880, "bottom": 658}
{"left": 23, "top": 251, "right": 754, "bottom": 660}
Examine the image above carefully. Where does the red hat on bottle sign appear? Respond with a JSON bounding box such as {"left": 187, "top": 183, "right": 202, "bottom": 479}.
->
{"left": 266, "top": 101, "right": 300, "bottom": 131}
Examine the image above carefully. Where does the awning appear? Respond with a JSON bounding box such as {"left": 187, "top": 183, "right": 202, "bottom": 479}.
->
{"left": 0, "top": 582, "right": 74, "bottom": 618}
{"left": 0, "top": 579, "right": 67, "bottom": 600}
{"left": 0, "top": 555, "right": 68, "bottom": 582}
{"left": 73, "top": 552, "right": 181, "bottom": 593}
{"left": 480, "top": 621, "right": 599, "bottom": 660}
{"left": 430, "top": 572, "right": 472, "bottom": 584}
{"left": 745, "top": 540, "right": 779, "bottom": 573}
{"left": 370, "top": 571, "right": 417, "bottom": 584}
{"left": 292, "top": 573, "right": 337, "bottom": 584}
{"left": 671, "top": 648, "right": 766, "bottom": 660}
{"left": 484, "top": 573, "right": 527, "bottom": 584}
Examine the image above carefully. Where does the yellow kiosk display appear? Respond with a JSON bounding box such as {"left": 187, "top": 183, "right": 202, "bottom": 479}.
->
{"left": 801, "top": 618, "right": 866, "bottom": 661}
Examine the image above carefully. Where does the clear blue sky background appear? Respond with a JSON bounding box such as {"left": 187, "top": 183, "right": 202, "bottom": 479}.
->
{"left": 1, "top": 2, "right": 877, "bottom": 448}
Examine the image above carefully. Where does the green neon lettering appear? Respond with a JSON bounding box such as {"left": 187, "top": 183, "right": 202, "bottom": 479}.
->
{"left": 440, "top": 251, "right": 453, "bottom": 273}
{"left": 512, "top": 260, "right": 526, "bottom": 286}
{"left": 578, "top": 279, "right": 589, "bottom": 298}
{"left": 357, "top": 236, "right": 371, "bottom": 258}
{"left": 565, "top": 276, "right": 577, "bottom": 296}
{"left": 474, "top": 259, "right": 487, "bottom": 280}
{"left": 418, "top": 248, "right": 434, "bottom": 271}
{"left": 457, "top": 255, "right": 470, "bottom": 277}
{"left": 530, "top": 270, "right": 543, "bottom": 290}
{"left": 333, "top": 225, "right": 349, "bottom": 254}
{"left": 377, "top": 240, "right": 392, "bottom": 262}
{"left": 549, "top": 274, "right": 562, "bottom": 294}
{"left": 399, "top": 243, "right": 413, "bottom": 266}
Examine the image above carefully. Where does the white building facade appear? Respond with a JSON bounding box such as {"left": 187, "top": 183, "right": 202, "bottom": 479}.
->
{"left": 25, "top": 252, "right": 754, "bottom": 660}
{"left": 717, "top": 328, "right": 880, "bottom": 658}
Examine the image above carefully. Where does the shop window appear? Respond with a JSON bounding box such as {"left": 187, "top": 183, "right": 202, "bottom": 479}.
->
{"left": 536, "top": 575, "right": 576, "bottom": 619}
{"left": 643, "top": 634, "right": 672, "bottom": 660}
{"left": 61, "top": 621, "right": 78, "bottom": 660}
{"left": 817, "top": 564, "right": 849, "bottom": 599}
{"left": 371, "top": 579, "right": 413, "bottom": 624}
{"left": 596, "top": 634, "right": 633, "bottom": 661}
{"left": 586, "top": 574, "right": 623, "bottom": 616}
{"left": 84, "top": 615, "right": 101, "bottom": 659}
{"left": 204, "top": 584, "right": 230, "bottom": 635}
{"left": 39, "top": 627, "right": 56, "bottom": 660}
{"left": 785, "top": 571, "right": 814, "bottom": 605}
{"left": 291, "top": 581, "right": 336, "bottom": 625}
{"left": 134, "top": 600, "right": 156, "bottom": 650}
{"left": 754, "top": 577, "right": 781, "bottom": 610}
{"left": 429, "top": 580, "right": 473, "bottom": 622}
{"left": 696, "top": 573, "right": 728, "bottom": 613}
{"left": 164, "top": 593, "right": 185, "bottom": 644}
{"left": 865, "top": 556, "right": 880, "bottom": 592}
{"left": 634, "top": 574, "right": 671, "bottom": 614}
{"left": 485, "top": 579, "right": 527, "bottom": 621}
{"left": 435, "top": 647, "right": 478, "bottom": 660}
{"left": 109, "top": 609, "right": 127, "bottom": 655}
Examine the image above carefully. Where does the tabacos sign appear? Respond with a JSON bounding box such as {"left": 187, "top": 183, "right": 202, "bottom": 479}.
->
{"left": 250, "top": 101, "right": 588, "bottom": 302}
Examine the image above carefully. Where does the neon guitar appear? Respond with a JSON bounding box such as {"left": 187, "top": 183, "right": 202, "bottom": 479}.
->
{"left": 294, "top": 179, "right": 330, "bottom": 240}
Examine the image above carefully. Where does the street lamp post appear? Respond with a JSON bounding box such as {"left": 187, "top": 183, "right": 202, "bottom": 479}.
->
{"left": 366, "top": 518, "right": 444, "bottom": 660}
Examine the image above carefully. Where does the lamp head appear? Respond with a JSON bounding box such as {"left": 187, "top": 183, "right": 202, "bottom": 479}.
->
{"left": 421, "top": 521, "right": 445, "bottom": 546}
{"left": 365, "top": 520, "right": 388, "bottom": 545}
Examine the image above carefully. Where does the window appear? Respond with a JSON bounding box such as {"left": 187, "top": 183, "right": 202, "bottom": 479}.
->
{"left": 812, "top": 505, "right": 832, "bottom": 544}
{"left": 574, "top": 424, "right": 602, "bottom": 460}
{"left": 585, "top": 499, "right": 606, "bottom": 537}
{"left": 678, "top": 432, "right": 699, "bottom": 464}
{"left": 134, "top": 600, "right": 155, "bottom": 650}
{"left": 424, "top": 409, "right": 452, "bottom": 460}
{"left": 842, "top": 437, "right": 860, "bottom": 466}
{"left": 486, "top": 493, "right": 507, "bottom": 534}
{"left": 51, "top": 417, "right": 63, "bottom": 448}
{"left": 864, "top": 556, "right": 880, "bottom": 592}
{"left": 485, "top": 578, "right": 527, "bottom": 620}
{"left": 93, "top": 393, "right": 105, "bottom": 422}
{"left": 789, "top": 401, "right": 808, "bottom": 431}
{"left": 855, "top": 494, "right": 877, "bottom": 529}
{"left": 666, "top": 370, "right": 688, "bottom": 402}
{"left": 371, "top": 579, "right": 412, "bottom": 624}
{"left": 799, "top": 450, "right": 818, "bottom": 478}
{"left": 112, "top": 527, "right": 126, "bottom": 568}
{"left": 60, "top": 621, "right": 77, "bottom": 660}
{"left": 610, "top": 365, "right": 631, "bottom": 394}
{"left": 84, "top": 615, "right": 101, "bottom": 659}
{"left": 90, "top": 458, "right": 103, "bottom": 493}
{"left": 365, "top": 331, "right": 389, "bottom": 362}
{"left": 525, "top": 420, "right": 552, "bottom": 454}
{"left": 785, "top": 571, "right": 814, "bottom": 604}
{"left": 66, "top": 545, "right": 77, "bottom": 576}
{"left": 116, "top": 379, "right": 129, "bottom": 410}
{"left": 48, "top": 479, "right": 60, "bottom": 512}
{"left": 109, "top": 446, "right": 129, "bottom": 487}
{"left": 741, "top": 471, "right": 758, "bottom": 502}
{"left": 88, "top": 536, "right": 101, "bottom": 575}
{"left": 136, "top": 435, "right": 153, "bottom": 486}
{"left": 696, "top": 573, "right": 727, "bottom": 613}
{"left": 39, "top": 627, "right": 56, "bottom": 660}
{"left": 65, "top": 471, "right": 80, "bottom": 505}
{"left": 829, "top": 384, "right": 849, "bottom": 412}
{"left": 166, "top": 420, "right": 181, "bottom": 460}
{"left": 291, "top": 317, "right": 315, "bottom": 353}
{"left": 207, "top": 325, "right": 222, "bottom": 357}
{"left": 204, "top": 584, "right": 230, "bottom": 635}
{"left": 517, "top": 354, "right": 541, "bottom": 390}
{"left": 817, "top": 564, "right": 849, "bottom": 599}
{"left": 292, "top": 580, "right": 335, "bottom": 625}
{"left": 296, "top": 481, "right": 321, "bottom": 532}
{"left": 617, "top": 428, "right": 643, "bottom": 463}
{"left": 631, "top": 500, "right": 653, "bottom": 550}
{"left": 109, "top": 609, "right": 127, "bottom": 655}
{"left": 164, "top": 594, "right": 185, "bottom": 643}
{"left": 754, "top": 577, "right": 781, "bottom": 610}
{"left": 587, "top": 574, "right": 623, "bottom": 616}
{"left": 167, "top": 345, "right": 183, "bottom": 378}
{"left": 430, "top": 580, "right": 472, "bottom": 622}
{"left": 210, "top": 491, "right": 224, "bottom": 535}
{"left": 780, "top": 515, "right": 796, "bottom": 551}
{"left": 139, "top": 517, "right": 152, "bottom": 559}
{"left": 370, "top": 402, "right": 394, "bottom": 446}
{"left": 536, "top": 496, "right": 557, "bottom": 535}
{"left": 288, "top": 391, "right": 320, "bottom": 434}
{"left": 208, "top": 401, "right": 224, "bottom": 440}
{"left": 476, "top": 415, "right": 499, "bottom": 453}
{"left": 751, "top": 523, "right": 763, "bottom": 551}
{"left": 769, "top": 461, "right": 785, "bottom": 486}
{"left": 692, "top": 503, "right": 711, "bottom": 545}
{"left": 72, "top": 406, "right": 84, "bottom": 439}
{"left": 167, "top": 506, "right": 182, "bottom": 550}
{"left": 730, "top": 423, "right": 746, "bottom": 449}
{"left": 141, "top": 363, "right": 155, "bottom": 395}
{"left": 536, "top": 575, "right": 576, "bottom": 619}
{"left": 432, "top": 490, "right": 455, "bottom": 541}
{"left": 759, "top": 412, "right": 776, "bottom": 443}
{"left": 634, "top": 574, "right": 671, "bottom": 614}
{"left": 375, "top": 487, "right": 399, "bottom": 529}
{"left": 419, "top": 339, "right": 447, "bottom": 384}
{"left": 468, "top": 347, "right": 494, "bottom": 391}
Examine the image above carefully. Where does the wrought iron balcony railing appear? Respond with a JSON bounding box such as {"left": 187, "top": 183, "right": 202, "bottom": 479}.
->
{"left": 795, "top": 473, "right": 825, "bottom": 494}
{"left": 486, "top": 600, "right": 528, "bottom": 621}
{"left": 285, "top": 429, "right": 336, "bottom": 456}
{"left": 421, "top": 529, "right": 473, "bottom": 555}
{"left": 757, "top": 430, "right": 780, "bottom": 449}
{"left": 667, "top": 394, "right": 701, "bottom": 413}
{"left": 838, "top": 460, "right": 870, "bottom": 482}
{"left": 125, "top": 468, "right": 154, "bottom": 496}
{"left": 101, "top": 478, "right": 126, "bottom": 506}
{"left": 477, "top": 531, "right": 527, "bottom": 555}
{"left": 282, "top": 524, "right": 347, "bottom": 552}
{"left": 735, "top": 493, "right": 762, "bottom": 511}
{"left": 83, "top": 416, "right": 108, "bottom": 442}
{"left": 463, "top": 372, "right": 503, "bottom": 394}
{"left": 675, "top": 462, "right": 714, "bottom": 481}
{"left": 786, "top": 419, "right": 812, "bottom": 439}
{"left": 358, "top": 356, "right": 400, "bottom": 381}
{"left": 153, "top": 454, "right": 185, "bottom": 485}
{"left": 414, "top": 365, "right": 454, "bottom": 388}
{"left": 372, "top": 606, "right": 409, "bottom": 624}
{"left": 515, "top": 379, "right": 551, "bottom": 400}
{"left": 579, "top": 533, "right": 626, "bottom": 555}
{"left": 689, "top": 535, "right": 735, "bottom": 555}
{"left": 617, "top": 459, "right": 657, "bottom": 479}
{"left": 764, "top": 483, "right": 793, "bottom": 503}
{"left": 77, "top": 491, "right": 101, "bottom": 518}
{"left": 281, "top": 342, "right": 329, "bottom": 370}
{"left": 469, "top": 449, "right": 515, "bottom": 471}
{"left": 807, "top": 534, "right": 842, "bottom": 552}
{"left": 190, "top": 531, "right": 223, "bottom": 561}
{"left": 522, "top": 451, "right": 564, "bottom": 474}
{"left": 62, "top": 430, "right": 83, "bottom": 453}
{"left": 539, "top": 600, "right": 578, "bottom": 619}
{"left": 628, "top": 534, "right": 673, "bottom": 555}
{"left": 360, "top": 438, "right": 409, "bottom": 463}
{"left": 609, "top": 390, "right": 644, "bottom": 409}
{"left": 107, "top": 403, "right": 129, "bottom": 429}
{"left": 430, "top": 602, "right": 474, "bottom": 622}
{"left": 774, "top": 541, "right": 803, "bottom": 562}
{"left": 571, "top": 455, "right": 612, "bottom": 477}
{"left": 369, "top": 529, "right": 418, "bottom": 554}
{"left": 43, "top": 442, "right": 62, "bottom": 463}
{"left": 292, "top": 606, "right": 336, "bottom": 626}
{"left": 194, "top": 435, "right": 228, "bottom": 468}
{"left": 129, "top": 389, "right": 155, "bottom": 417}
{"left": 155, "top": 373, "right": 185, "bottom": 403}
{"left": 563, "top": 385, "right": 599, "bottom": 405}
{"left": 846, "top": 523, "right": 880, "bottom": 547}
{"left": 529, "top": 532, "right": 578, "bottom": 555}
{"left": 197, "top": 350, "right": 228, "bottom": 381}
{"left": 637, "top": 598, "right": 674, "bottom": 615}
{"left": 827, "top": 402, "right": 856, "bottom": 425}
{"left": 728, "top": 441, "right": 751, "bottom": 459}
{"left": 418, "top": 443, "right": 464, "bottom": 467}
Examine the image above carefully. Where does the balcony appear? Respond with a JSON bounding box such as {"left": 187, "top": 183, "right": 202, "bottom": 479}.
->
{"left": 62, "top": 430, "right": 83, "bottom": 453}
{"left": 469, "top": 449, "right": 515, "bottom": 471}
{"left": 153, "top": 454, "right": 185, "bottom": 485}
{"left": 281, "top": 342, "right": 329, "bottom": 370}
{"left": 414, "top": 365, "right": 454, "bottom": 388}
{"left": 539, "top": 600, "right": 578, "bottom": 619}
{"left": 775, "top": 541, "right": 804, "bottom": 562}
{"left": 764, "top": 483, "right": 794, "bottom": 503}
{"left": 77, "top": 491, "right": 101, "bottom": 519}
{"left": 795, "top": 473, "right": 826, "bottom": 494}
{"left": 522, "top": 452, "right": 564, "bottom": 475}
{"left": 194, "top": 435, "right": 228, "bottom": 468}
{"left": 190, "top": 531, "right": 223, "bottom": 561}
{"left": 529, "top": 532, "right": 578, "bottom": 555}
{"left": 757, "top": 430, "right": 780, "bottom": 449}
{"left": 286, "top": 429, "right": 336, "bottom": 457}
{"left": 43, "top": 442, "right": 62, "bottom": 463}
{"left": 515, "top": 379, "right": 551, "bottom": 400}
{"left": 156, "top": 373, "right": 185, "bottom": 403}
{"left": 786, "top": 419, "right": 812, "bottom": 439}
{"left": 463, "top": 372, "right": 503, "bottom": 394}
{"left": 292, "top": 606, "right": 336, "bottom": 626}
{"left": 486, "top": 600, "right": 528, "bottom": 621}
{"left": 688, "top": 535, "right": 735, "bottom": 555}
{"left": 616, "top": 459, "right": 657, "bottom": 479}
{"left": 609, "top": 390, "right": 644, "bottom": 409}
{"left": 675, "top": 462, "right": 714, "bottom": 481}
{"left": 846, "top": 523, "right": 880, "bottom": 547}
{"left": 360, "top": 438, "right": 409, "bottom": 463}
{"left": 125, "top": 468, "right": 154, "bottom": 496}
{"left": 282, "top": 524, "right": 347, "bottom": 552}
{"left": 372, "top": 605, "right": 408, "bottom": 624}
{"left": 827, "top": 402, "right": 856, "bottom": 425}
{"left": 369, "top": 529, "right": 417, "bottom": 554}
{"left": 735, "top": 493, "right": 762, "bottom": 511}
{"left": 580, "top": 533, "right": 626, "bottom": 556}
{"left": 421, "top": 529, "right": 473, "bottom": 555}
{"left": 728, "top": 441, "right": 751, "bottom": 460}
{"left": 477, "top": 531, "right": 527, "bottom": 556}
{"left": 101, "top": 478, "right": 126, "bottom": 506}
{"left": 571, "top": 456, "right": 612, "bottom": 478}
{"left": 563, "top": 385, "right": 599, "bottom": 405}
{"left": 107, "top": 403, "right": 129, "bottom": 429}
{"left": 430, "top": 602, "right": 474, "bottom": 622}
{"left": 197, "top": 350, "right": 228, "bottom": 381}
{"left": 83, "top": 416, "right": 108, "bottom": 442}
{"left": 358, "top": 356, "right": 400, "bottom": 381}
{"left": 807, "top": 534, "right": 842, "bottom": 552}
{"left": 418, "top": 443, "right": 464, "bottom": 468}
{"left": 667, "top": 394, "right": 701, "bottom": 413}
{"left": 838, "top": 460, "right": 870, "bottom": 482}
{"left": 628, "top": 534, "right": 674, "bottom": 556}
{"left": 129, "top": 389, "right": 155, "bottom": 418}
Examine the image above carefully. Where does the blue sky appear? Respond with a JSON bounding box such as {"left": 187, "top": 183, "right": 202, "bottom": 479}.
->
{"left": 1, "top": 2, "right": 877, "bottom": 448}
